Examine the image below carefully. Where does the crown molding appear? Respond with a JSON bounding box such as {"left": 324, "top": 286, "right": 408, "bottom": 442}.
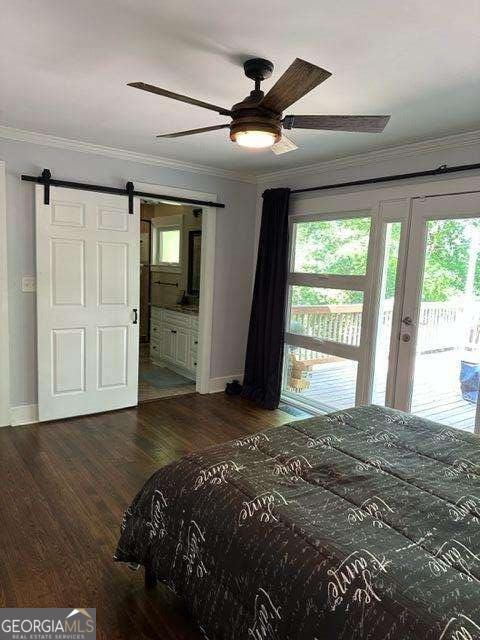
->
{"left": 1, "top": 124, "right": 479, "bottom": 187}
{"left": 256, "top": 129, "right": 480, "bottom": 184}
{"left": 0, "top": 125, "right": 256, "bottom": 184}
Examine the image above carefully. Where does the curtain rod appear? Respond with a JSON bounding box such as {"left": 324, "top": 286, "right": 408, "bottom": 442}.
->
{"left": 290, "top": 162, "right": 480, "bottom": 195}
{"left": 21, "top": 169, "right": 225, "bottom": 213}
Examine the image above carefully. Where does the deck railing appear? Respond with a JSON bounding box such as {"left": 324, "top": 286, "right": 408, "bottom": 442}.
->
{"left": 289, "top": 300, "right": 480, "bottom": 363}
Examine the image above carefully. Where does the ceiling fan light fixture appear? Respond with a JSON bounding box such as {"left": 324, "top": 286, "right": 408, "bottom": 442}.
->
{"left": 234, "top": 130, "right": 277, "bottom": 148}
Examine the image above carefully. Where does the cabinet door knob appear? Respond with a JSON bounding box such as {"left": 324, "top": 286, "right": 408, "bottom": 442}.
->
{"left": 171, "top": 329, "right": 177, "bottom": 334}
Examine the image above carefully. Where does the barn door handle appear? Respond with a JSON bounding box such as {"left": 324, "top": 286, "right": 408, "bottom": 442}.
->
{"left": 132, "top": 308, "right": 138, "bottom": 324}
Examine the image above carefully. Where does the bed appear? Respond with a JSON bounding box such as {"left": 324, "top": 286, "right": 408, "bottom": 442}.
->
{"left": 115, "top": 405, "right": 480, "bottom": 639}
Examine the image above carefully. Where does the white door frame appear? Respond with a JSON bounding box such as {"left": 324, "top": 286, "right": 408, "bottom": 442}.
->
{"left": 285, "top": 207, "right": 373, "bottom": 412}
{"left": 135, "top": 182, "right": 216, "bottom": 395}
{"left": 0, "top": 160, "right": 10, "bottom": 426}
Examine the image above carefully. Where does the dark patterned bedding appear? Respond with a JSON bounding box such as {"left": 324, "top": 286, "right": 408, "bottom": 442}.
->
{"left": 115, "top": 405, "right": 480, "bottom": 640}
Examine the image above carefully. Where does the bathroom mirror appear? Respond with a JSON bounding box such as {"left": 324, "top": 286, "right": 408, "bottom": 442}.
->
{"left": 187, "top": 230, "right": 202, "bottom": 295}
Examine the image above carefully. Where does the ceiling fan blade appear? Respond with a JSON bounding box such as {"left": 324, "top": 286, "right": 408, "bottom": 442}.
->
{"left": 283, "top": 114, "right": 391, "bottom": 132}
{"left": 156, "top": 124, "right": 230, "bottom": 139}
{"left": 271, "top": 134, "right": 298, "bottom": 155}
{"left": 260, "top": 59, "right": 331, "bottom": 113}
{"left": 128, "top": 82, "right": 231, "bottom": 116}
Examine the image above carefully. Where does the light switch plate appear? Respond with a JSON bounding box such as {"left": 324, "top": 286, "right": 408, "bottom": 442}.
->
{"left": 22, "top": 276, "right": 36, "bottom": 292}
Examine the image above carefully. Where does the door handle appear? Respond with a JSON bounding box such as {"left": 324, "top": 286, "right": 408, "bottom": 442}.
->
{"left": 132, "top": 308, "right": 138, "bottom": 324}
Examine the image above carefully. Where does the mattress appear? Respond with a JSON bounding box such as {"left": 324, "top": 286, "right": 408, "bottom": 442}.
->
{"left": 115, "top": 405, "right": 480, "bottom": 639}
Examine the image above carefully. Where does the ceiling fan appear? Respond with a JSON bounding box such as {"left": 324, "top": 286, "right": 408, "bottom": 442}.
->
{"left": 128, "top": 58, "right": 390, "bottom": 154}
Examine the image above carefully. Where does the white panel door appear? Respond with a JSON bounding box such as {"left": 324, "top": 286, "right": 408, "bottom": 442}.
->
{"left": 36, "top": 186, "right": 139, "bottom": 421}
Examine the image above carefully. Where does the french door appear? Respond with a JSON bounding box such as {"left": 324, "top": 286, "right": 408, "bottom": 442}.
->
{"left": 283, "top": 190, "right": 480, "bottom": 433}
{"left": 36, "top": 185, "right": 140, "bottom": 421}
{"left": 393, "top": 192, "right": 480, "bottom": 433}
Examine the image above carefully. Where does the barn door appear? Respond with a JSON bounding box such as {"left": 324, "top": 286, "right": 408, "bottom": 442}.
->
{"left": 36, "top": 185, "right": 139, "bottom": 421}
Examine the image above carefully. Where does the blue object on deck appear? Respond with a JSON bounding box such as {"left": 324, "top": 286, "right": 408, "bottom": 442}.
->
{"left": 460, "top": 360, "right": 480, "bottom": 404}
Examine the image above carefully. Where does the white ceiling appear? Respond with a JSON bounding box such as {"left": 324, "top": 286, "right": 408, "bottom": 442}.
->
{"left": 1, "top": 0, "right": 479, "bottom": 175}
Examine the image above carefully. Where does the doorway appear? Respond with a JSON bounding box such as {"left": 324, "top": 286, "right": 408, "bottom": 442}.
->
{"left": 282, "top": 189, "right": 480, "bottom": 434}
{"left": 388, "top": 192, "right": 480, "bottom": 432}
{"left": 138, "top": 198, "right": 202, "bottom": 402}
{"left": 34, "top": 179, "right": 216, "bottom": 422}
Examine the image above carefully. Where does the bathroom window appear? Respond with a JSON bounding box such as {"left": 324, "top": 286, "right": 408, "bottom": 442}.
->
{"left": 152, "top": 227, "right": 181, "bottom": 268}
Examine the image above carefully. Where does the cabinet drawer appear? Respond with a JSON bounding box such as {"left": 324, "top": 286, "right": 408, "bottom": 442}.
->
{"left": 163, "top": 309, "right": 191, "bottom": 328}
{"left": 150, "top": 338, "right": 162, "bottom": 359}
{"left": 150, "top": 306, "right": 163, "bottom": 321}
{"left": 150, "top": 321, "right": 161, "bottom": 339}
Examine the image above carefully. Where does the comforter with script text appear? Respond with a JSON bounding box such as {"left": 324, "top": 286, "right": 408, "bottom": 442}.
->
{"left": 115, "top": 405, "right": 480, "bottom": 640}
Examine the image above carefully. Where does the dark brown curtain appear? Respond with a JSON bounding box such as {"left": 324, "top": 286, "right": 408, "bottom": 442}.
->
{"left": 242, "top": 188, "right": 291, "bottom": 409}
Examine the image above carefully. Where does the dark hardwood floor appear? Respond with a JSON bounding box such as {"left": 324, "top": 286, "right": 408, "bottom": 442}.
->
{"left": 0, "top": 393, "right": 291, "bottom": 640}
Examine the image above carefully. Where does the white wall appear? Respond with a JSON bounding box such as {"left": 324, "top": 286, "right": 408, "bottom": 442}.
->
{"left": 0, "top": 139, "right": 256, "bottom": 407}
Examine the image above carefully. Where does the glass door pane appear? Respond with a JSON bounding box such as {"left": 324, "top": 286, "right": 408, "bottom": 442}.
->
{"left": 293, "top": 217, "right": 371, "bottom": 275}
{"left": 372, "top": 222, "right": 402, "bottom": 403}
{"left": 283, "top": 212, "right": 372, "bottom": 412}
{"left": 283, "top": 345, "right": 358, "bottom": 411}
{"left": 410, "top": 217, "right": 480, "bottom": 432}
{"left": 289, "top": 286, "right": 364, "bottom": 346}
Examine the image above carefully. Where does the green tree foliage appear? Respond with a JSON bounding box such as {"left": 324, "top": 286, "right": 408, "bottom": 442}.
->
{"left": 292, "top": 217, "right": 370, "bottom": 305}
{"left": 292, "top": 217, "right": 480, "bottom": 307}
{"left": 422, "top": 219, "right": 480, "bottom": 301}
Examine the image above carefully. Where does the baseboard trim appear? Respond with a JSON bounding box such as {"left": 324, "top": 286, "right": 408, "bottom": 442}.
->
{"left": 8, "top": 379, "right": 245, "bottom": 423}
{"left": 10, "top": 403, "right": 39, "bottom": 426}
{"left": 208, "top": 374, "right": 244, "bottom": 394}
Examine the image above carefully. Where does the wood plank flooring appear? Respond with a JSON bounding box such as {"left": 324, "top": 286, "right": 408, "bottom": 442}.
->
{"left": 0, "top": 393, "right": 291, "bottom": 640}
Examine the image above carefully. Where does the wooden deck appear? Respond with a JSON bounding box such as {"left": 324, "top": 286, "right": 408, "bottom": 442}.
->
{"left": 285, "top": 351, "right": 478, "bottom": 433}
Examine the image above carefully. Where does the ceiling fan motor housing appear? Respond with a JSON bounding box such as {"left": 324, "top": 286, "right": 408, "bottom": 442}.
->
{"left": 230, "top": 59, "right": 281, "bottom": 144}
{"left": 229, "top": 107, "right": 282, "bottom": 143}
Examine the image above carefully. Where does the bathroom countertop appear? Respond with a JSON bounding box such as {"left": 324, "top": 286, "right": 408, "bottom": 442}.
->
{"left": 151, "top": 303, "right": 199, "bottom": 316}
